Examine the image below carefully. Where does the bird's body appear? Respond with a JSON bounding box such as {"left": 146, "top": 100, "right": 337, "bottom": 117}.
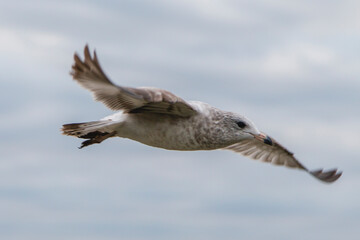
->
{"left": 66, "top": 101, "right": 256, "bottom": 151}
{"left": 105, "top": 101, "right": 256, "bottom": 151}
{"left": 62, "top": 45, "right": 342, "bottom": 183}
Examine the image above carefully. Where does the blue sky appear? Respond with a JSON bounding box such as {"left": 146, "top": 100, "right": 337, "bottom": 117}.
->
{"left": 1, "top": 0, "right": 359, "bottom": 239}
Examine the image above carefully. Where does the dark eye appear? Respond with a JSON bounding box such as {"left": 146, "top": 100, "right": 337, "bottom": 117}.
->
{"left": 236, "top": 121, "right": 246, "bottom": 129}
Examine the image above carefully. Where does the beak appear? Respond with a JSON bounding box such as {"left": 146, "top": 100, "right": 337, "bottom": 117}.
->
{"left": 253, "top": 132, "right": 273, "bottom": 146}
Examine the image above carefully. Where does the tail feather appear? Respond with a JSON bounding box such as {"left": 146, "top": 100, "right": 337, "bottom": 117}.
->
{"left": 62, "top": 120, "right": 117, "bottom": 148}
{"left": 61, "top": 120, "right": 114, "bottom": 139}
{"left": 62, "top": 121, "right": 112, "bottom": 138}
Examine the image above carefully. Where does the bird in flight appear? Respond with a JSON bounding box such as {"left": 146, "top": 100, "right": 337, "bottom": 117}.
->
{"left": 62, "top": 45, "right": 342, "bottom": 183}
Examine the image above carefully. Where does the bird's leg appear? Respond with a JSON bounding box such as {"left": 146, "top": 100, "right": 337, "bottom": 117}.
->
{"left": 79, "top": 131, "right": 117, "bottom": 149}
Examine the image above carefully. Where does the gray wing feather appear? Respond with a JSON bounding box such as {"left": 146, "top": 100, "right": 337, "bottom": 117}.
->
{"left": 224, "top": 134, "right": 342, "bottom": 183}
{"left": 71, "top": 45, "right": 197, "bottom": 117}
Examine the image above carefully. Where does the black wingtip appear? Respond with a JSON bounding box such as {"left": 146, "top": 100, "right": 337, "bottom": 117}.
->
{"left": 309, "top": 168, "right": 342, "bottom": 183}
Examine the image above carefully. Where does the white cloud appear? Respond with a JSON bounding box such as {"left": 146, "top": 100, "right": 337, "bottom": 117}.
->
{"left": 0, "top": 27, "right": 68, "bottom": 54}
{"left": 261, "top": 44, "right": 335, "bottom": 78}
{"left": 160, "top": 0, "right": 253, "bottom": 23}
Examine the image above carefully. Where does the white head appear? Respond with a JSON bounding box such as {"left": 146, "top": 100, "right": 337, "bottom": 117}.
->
{"left": 221, "top": 112, "right": 273, "bottom": 146}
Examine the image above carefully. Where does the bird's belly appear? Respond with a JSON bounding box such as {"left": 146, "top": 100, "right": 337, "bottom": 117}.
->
{"left": 115, "top": 114, "right": 225, "bottom": 150}
{"left": 121, "top": 125, "right": 203, "bottom": 150}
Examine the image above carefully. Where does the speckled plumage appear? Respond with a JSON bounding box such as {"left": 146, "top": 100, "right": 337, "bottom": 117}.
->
{"left": 107, "top": 102, "right": 252, "bottom": 151}
{"left": 62, "top": 45, "right": 342, "bottom": 183}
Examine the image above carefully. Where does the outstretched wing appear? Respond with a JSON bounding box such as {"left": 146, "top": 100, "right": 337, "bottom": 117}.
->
{"left": 70, "top": 45, "right": 197, "bottom": 117}
{"left": 223, "top": 134, "right": 342, "bottom": 183}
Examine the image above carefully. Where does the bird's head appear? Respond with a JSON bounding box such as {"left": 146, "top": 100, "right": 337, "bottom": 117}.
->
{"left": 225, "top": 113, "right": 273, "bottom": 146}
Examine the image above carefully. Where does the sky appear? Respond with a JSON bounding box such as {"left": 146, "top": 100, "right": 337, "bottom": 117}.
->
{"left": 0, "top": 0, "right": 360, "bottom": 239}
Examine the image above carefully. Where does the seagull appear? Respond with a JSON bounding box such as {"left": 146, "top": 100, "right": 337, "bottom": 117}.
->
{"left": 62, "top": 45, "right": 342, "bottom": 183}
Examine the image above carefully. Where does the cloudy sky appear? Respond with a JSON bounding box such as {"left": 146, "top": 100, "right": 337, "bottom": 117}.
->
{"left": 1, "top": 0, "right": 359, "bottom": 239}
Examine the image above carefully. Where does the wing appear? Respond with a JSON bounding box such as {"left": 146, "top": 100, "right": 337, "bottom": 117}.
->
{"left": 223, "top": 134, "right": 342, "bottom": 183}
{"left": 70, "top": 45, "right": 197, "bottom": 117}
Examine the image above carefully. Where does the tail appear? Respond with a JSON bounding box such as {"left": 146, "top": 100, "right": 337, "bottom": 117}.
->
{"left": 62, "top": 120, "right": 117, "bottom": 148}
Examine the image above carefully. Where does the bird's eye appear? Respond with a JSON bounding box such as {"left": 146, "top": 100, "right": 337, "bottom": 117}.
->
{"left": 236, "top": 121, "right": 246, "bottom": 129}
